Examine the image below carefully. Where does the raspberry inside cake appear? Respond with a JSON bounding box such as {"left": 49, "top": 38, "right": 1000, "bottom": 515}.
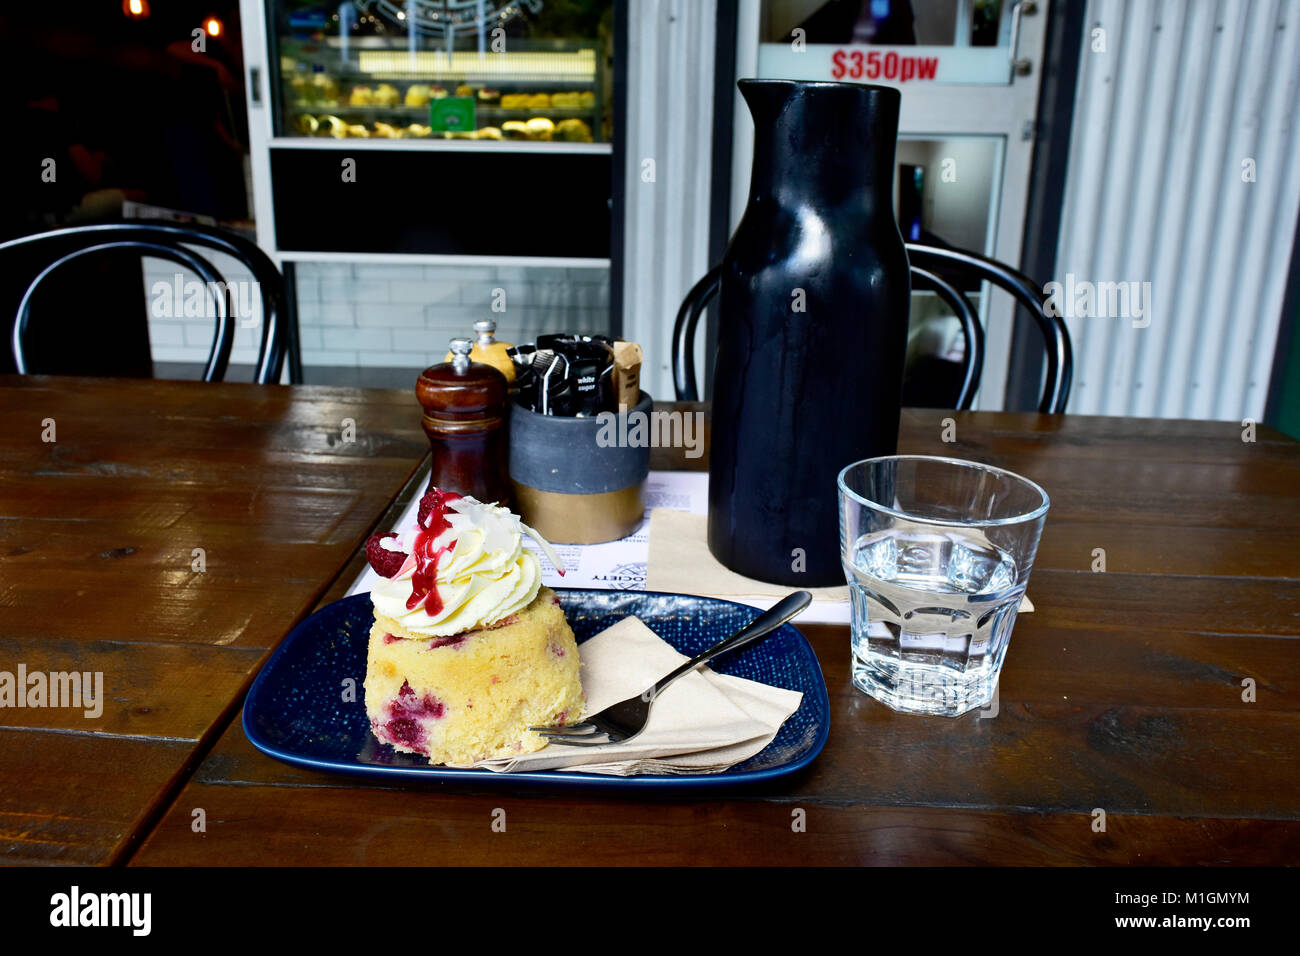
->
{"left": 366, "top": 586, "right": 583, "bottom": 765}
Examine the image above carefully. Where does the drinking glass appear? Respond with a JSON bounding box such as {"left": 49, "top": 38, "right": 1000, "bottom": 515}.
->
{"left": 838, "top": 455, "right": 1049, "bottom": 717}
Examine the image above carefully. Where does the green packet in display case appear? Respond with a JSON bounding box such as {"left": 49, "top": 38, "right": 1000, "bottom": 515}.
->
{"left": 431, "top": 97, "right": 476, "bottom": 133}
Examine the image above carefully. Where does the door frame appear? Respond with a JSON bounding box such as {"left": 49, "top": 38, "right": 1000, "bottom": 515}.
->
{"left": 724, "top": 0, "right": 1053, "bottom": 409}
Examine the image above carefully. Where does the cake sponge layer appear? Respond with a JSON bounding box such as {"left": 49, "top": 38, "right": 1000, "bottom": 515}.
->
{"left": 365, "top": 587, "right": 585, "bottom": 766}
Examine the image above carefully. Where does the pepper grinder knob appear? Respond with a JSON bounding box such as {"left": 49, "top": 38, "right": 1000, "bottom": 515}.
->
{"left": 449, "top": 337, "right": 472, "bottom": 373}
{"left": 473, "top": 319, "right": 496, "bottom": 347}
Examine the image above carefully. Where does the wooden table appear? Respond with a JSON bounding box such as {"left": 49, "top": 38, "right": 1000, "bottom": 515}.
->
{"left": 3, "top": 380, "right": 1298, "bottom": 865}
{"left": 0, "top": 376, "right": 426, "bottom": 864}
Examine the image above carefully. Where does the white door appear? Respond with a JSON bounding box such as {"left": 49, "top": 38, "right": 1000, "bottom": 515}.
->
{"left": 732, "top": 0, "right": 1051, "bottom": 409}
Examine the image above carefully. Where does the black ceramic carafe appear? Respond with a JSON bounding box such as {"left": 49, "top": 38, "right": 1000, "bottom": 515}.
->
{"left": 708, "top": 79, "right": 910, "bottom": 587}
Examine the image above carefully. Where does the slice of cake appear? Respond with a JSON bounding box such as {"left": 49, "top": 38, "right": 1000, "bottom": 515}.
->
{"left": 362, "top": 489, "right": 584, "bottom": 766}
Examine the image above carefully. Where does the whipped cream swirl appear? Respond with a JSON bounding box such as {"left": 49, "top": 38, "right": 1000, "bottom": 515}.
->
{"left": 371, "top": 496, "right": 563, "bottom": 637}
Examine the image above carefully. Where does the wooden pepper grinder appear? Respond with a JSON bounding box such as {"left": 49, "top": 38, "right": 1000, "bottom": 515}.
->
{"left": 416, "top": 337, "right": 513, "bottom": 507}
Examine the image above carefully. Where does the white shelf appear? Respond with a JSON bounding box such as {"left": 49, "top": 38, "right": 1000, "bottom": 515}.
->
{"left": 267, "top": 137, "right": 610, "bottom": 154}
{"left": 276, "top": 251, "right": 610, "bottom": 268}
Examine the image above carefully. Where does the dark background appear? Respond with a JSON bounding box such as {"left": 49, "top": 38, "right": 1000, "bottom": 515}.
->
{"left": 0, "top": 0, "right": 250, "bottom": 240}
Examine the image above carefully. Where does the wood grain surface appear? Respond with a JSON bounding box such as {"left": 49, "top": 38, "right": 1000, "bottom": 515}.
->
{"left": 0, "top": 376, "right": 426, "bottom": 863}
{"left": 3, "top": 379, "right": 1296, "bottom": 865}
{"left": 126, "top": 403, "right": 1300, "bottom": 866}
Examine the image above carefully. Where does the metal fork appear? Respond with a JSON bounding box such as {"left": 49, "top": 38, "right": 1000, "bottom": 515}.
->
{"left": 530, "top": 590, "right": 812, "bottom": 746}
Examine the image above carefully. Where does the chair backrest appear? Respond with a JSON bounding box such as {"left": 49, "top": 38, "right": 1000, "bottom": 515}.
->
{"left": 672, "top": 242, "right": 1072, "bottom": 413}
{"left": 2, "top": 221, "right": 287, "bottom": 384}
{"left": 906, "top": 243, "right": 1072, "bottom": 413}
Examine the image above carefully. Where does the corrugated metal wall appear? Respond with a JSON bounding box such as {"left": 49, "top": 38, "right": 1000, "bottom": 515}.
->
{"left": 1056, "top": 0, "right": 1300, "bottom": 419}
{"left": 622, "top": 0, "right": 719, "bottom": 401}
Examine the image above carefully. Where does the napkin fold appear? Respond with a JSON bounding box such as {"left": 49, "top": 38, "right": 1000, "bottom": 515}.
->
{"left": 476, "top": 616, "right": 803, "bottom": 775}
{"left": 645, "top": 510, "right": 1034, "bottom": 613}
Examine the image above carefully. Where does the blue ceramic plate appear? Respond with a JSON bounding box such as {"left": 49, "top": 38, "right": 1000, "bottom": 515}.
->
{"left": 243, "top": 588, "right": 830, "bottom": 789}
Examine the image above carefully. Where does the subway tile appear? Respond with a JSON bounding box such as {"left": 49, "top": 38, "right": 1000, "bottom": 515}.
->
{"left": 354, "top": 263, "right": 428, "bottom": 280}
{"left": 356, "top": 304, "right": 427, "bottom": 328}
{"left": 151, "top": 345, "right": 207, "bottom": 364}
{"left": 296, "top": 262, "right": 355, "bottom": 281}
{"left": 357, "top": 350, "right": 409, "bottom": 368}
{"left": 566, "top": 266, "right": 612, "bottom": 283}
{"left": 425, "top": 312, "right": 482, "bottom": 337}
{"left": 184, "top": 323, "right": 219, "bottom": 347}
{"left": 301, "top": 303, "right": 355, "bottom": 327}
{"left": 425, "top": 264, "right": 494, "bottom": 281}
{"left": 493, "top": 265, "right": 569, "bottom": 283}
{"left": 568, "top": 283, "right": 612, "bottom": 311}
{"left": 461, "top": 282, "right": 528, "bottom": 310}
{"left": 387, "top": 280, "right": 461, "bottom": 304}
{"left": 390, "top": 330, "right": 452, "bottom": 356}
{"left": 392, "top": 328, "right": 444, "bottom": 352}
{"left": 318, "top": 278, "right": 390, "bottom": 303}
{"left": 302, "top": 349, "right": 362, "bottom": 366}
{"left": 231, "top": 330, "right": 259, "bottom": 352}
{"left": 323, "top": 327, "right": 391, "bottom": 351}
{"left": 292, "top": 276, "right": 320, "bottom": 303}
{"left": 148, "top": 324, "right": 185, "bottom": 347}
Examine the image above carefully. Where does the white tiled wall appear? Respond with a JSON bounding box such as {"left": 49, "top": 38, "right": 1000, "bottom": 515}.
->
{"left": 294, "top": 262, "right": 611, "bottom": 369}
{"left": 143, "top": 252, "right": 264, "bottom": 366}
{"left": 143, "top": 258, "right": 612, "bottom": 371}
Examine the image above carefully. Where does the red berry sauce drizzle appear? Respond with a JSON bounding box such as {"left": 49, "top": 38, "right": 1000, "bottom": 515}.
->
{"left": 406, "top": 489, "right": 461, "bottom": 617}
{"left": 364, "top": 488, "right": 462, "bottom": 618}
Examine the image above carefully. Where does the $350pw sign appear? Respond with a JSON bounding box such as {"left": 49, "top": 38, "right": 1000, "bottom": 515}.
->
{"left": 831, "top": 49, "right": 938, "bottom": 82}
{"left": 757, "top": 44, "right": 1014, "bottom": 87}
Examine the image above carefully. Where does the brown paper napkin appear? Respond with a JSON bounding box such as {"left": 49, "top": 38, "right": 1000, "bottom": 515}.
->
{"left": 475, "top": 616, "right": 803, "bottom": 775}
{"left": 646, "top": 510, "right": 1033, "bottom": 613}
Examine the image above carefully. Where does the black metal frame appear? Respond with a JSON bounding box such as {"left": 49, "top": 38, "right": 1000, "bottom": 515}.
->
{"left": 704, "top": 0, "right": 740, "bottom": 398}
{"left": 13, "top": 240, "right": 234, "bottom": 381}
{"left": 1, "top": 221, "right": 288, "bottom": 383}
{"left": 911, "top": 265, "right": 984, "bottom": 410}
{"left": 907, "top": 243, "right": 1072, "bottom": 413}
{"left": 609, "top": 0, "right": 629, "bottom": 341}
{"left": 1011, "top": 0, "right": 1087, "bottom": 409}
{"left": 672, "top": 242, "right": 1072, "bottom": 413}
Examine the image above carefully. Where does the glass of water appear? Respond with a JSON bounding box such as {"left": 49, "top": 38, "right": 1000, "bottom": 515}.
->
{"left": 838, "top": 455, "right": 1049, "bottom": 717}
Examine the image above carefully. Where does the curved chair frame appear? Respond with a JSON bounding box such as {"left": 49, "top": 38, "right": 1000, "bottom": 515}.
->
{"left": 672, "top": 253, "right": 993, "bottom": 411}
{"left": 12, "top": 241, "right": 233, "bottom": 381}
{"left": 903, "top": 243, "right": 1072, "bottom": 413}
{"left": 2, "top": 221, "right": 287, "bottom": 383}
{"left": 910, "top": 265, "right": 983, "bottom": 410}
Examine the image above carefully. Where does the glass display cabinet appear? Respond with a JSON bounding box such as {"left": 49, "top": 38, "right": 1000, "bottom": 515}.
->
{"left": 274, "top": 1, "right": 612, "bottom": 143}
{"left": 240, "top": 0, "right": 616, "bottom": 258}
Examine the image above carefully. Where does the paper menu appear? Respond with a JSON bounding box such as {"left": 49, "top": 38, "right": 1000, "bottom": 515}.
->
{"left": 521, "top": 471, "right": 709, "bottom": 590}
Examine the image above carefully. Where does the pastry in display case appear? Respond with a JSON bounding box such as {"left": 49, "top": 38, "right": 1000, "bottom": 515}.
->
{"left": 274, "top": 1, "right": 611, "bottom": 143}
{"left": 249, "top": 2, "right": 616, "bottom": 268}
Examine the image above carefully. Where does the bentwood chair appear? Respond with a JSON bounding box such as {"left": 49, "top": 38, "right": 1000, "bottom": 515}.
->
{"left": 2, "top": 221, "right": 288, "bottom": 383}
{"left": 672, "top": 241, "right": 1073, "bottom": 413}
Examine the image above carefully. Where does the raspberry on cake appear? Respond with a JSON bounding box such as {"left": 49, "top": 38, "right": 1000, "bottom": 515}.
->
{"left": 362, "top": 490, "right": 584, "bottom": 766}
